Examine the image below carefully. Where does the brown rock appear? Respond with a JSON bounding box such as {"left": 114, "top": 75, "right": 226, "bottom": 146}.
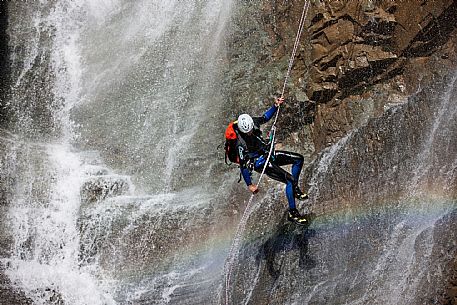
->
{"left": 312, "top": 102, "right": 351, "bottom": 149}
{"left": 348, "top": 44, "right": 397, "bottom": 63}
{"left": 311, "top": 42, "right": 328, "bottom": 62}
{"left": 393, "top": 0, "right": 453, "bottom": 52}
{"left": 318, "top": 46, "right": 343, "bottom": 69}
{"left": 372, "top": 6, "right": 395, "bottom": 22}
{"left": 307, "top": 80, "right": 338, "bottom": 103}
{"left": 323, "top": 19, "right": 354, "bottom": 45}
{"left": 350, "top": 55, "right": 369, "bottom": 69}
{"left": 449, "top": 286, "right": 457, "bottom": 298}
{"left": 327, "top": 1, "right": 347, "bottom": 14}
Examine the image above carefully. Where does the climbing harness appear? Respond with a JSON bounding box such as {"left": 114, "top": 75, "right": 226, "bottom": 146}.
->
{"left": 224, "top": 1, "right": 311, "bottom": 304}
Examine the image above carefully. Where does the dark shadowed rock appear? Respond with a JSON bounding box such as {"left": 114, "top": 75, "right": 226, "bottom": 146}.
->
{"left": 0, "top": 2, "right": 9, "bottom": 128}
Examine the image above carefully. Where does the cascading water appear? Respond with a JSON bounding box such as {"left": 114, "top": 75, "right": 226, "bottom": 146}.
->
{"left": 73, "top": 0, "right": 232, "bottom": 193}
{"left": 4, "top": 143, "right": 117, "bottom": 305}
{"left": 0, "top": 1, "right": 118, "bottom": 304}
{"left": 1, "top": 0, "right": 234, "bottom": 304}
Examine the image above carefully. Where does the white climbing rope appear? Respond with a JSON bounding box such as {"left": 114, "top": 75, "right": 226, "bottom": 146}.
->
{"left": 280, "top": 0, "right": 311, "bottom": 100}
{"left": 224, "top": 1, "right": 311, "bottom": 304}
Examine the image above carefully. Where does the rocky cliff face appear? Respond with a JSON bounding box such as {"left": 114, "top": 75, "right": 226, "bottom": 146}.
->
{"left": 226, "top": 48, "right": 457, "bottom": 305}
{"left": 0, "top": 4, "right": 32, "bottom": 304}
{"left": 307, "top": 0, "right": 457, "bottom": 151}
{"left": 224, "top": 0, "right": 315, "bottom": 158}
{"left": 227, "top": 0, "right": 457, "bottom": 152}
{"left": 225, "top": 1, "right": 457, "bottom": 304}
{"left": 0, "top": 1, "right": 60, "bottom": 140}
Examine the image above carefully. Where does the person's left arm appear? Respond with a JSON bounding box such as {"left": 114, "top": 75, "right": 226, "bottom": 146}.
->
{"left": 256, "top": 97, "right": 284, "bottom": 125}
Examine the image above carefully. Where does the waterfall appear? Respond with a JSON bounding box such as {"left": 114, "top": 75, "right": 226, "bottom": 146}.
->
{"left": 1, "top": 1, "right": 116, "bottom": 304}
{"left": 1, "top": 0, "right": 233, "bottom": 304}
{"left": 73, "top": 0, "right": 232, "bottom": 193}
{"left": 4, "top": 143, "right": 117, "bottom": 305}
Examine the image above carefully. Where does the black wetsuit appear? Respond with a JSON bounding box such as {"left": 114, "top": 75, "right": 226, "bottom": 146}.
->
{"left": 234, "top": 105, "right": 304, "bottom": 209}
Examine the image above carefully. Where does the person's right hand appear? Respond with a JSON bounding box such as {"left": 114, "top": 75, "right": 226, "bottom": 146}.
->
{"left": 274, "top": 97, "right": 285, "bottom": 107}
{"left": 248, "top": 184, "right": 259, "bottom": 194}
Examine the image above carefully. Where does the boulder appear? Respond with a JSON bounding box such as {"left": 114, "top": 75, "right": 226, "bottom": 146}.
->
{"left": 80, "top": 175, "right": 131, "bottom": 205}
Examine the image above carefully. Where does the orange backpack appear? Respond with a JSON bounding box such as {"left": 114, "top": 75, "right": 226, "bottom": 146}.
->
{"left": 224, "top": 122, "right": 239, "bottom": 164}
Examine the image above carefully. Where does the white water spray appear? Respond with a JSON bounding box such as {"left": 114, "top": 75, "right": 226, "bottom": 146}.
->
{"left": 3, "top": 1, "right": 117, "bottom": 304}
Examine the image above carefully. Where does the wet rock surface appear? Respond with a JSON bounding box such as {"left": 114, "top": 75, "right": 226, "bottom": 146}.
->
{"left": 228, "top": 65, "right": 457, "bottom": 305}
{"left": 225, "top": 0, "right": 315, "bottom": 154}
{"left": 3, "top": 2, "right": 61, "bottom": 139}
{"left": 225, "top": 1, "right": 457, "bottom": 302}
{"left": 226, "top": 0, "right": 457, "bottom": 153}
{"left": 80, "top": 175, "right": 130, "bottom": 205}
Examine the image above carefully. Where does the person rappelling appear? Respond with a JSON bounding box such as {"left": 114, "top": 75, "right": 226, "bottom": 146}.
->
{"left": 224, "top": 1, "right": 312, "bottom": 303}
{"left": 224, "top": 96, "right": 309, "bottom": 225}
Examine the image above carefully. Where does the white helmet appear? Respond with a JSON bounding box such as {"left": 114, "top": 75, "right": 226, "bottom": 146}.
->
{"left": 237, "top": 114, "right": 254, "bottom": 133}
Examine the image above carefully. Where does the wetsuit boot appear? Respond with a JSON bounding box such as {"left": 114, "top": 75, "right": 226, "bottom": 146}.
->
{"left": 294, "top": 186, "right": 309, "bottom": 200}
{"left": 288, "top": 208, "right": 308, "bottom": 225}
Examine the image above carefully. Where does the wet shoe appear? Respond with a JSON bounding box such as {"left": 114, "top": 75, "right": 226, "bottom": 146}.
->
{"left": 294, "top": 187, "right": 309, "bottom": 200}
{"left": 287, "top": 208, "right": 308, "bottom": 225}
{"left": 296, "top": 192, "right": 309, "bottom": 200}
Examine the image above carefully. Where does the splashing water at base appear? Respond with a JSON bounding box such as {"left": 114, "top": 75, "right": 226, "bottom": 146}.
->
{"left": 3, "top": 144, "right": 116, "bottom": 305}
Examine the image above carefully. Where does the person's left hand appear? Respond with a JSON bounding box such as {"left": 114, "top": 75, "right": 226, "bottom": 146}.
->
{"left": 248, "top": 184, "right": 259, "bottom": 194}
{"left": 275, "top": 97, "right": 284, "bottom": 107}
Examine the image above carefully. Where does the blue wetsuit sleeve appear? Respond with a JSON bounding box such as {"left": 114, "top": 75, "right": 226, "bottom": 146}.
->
{"left": 240, "top": 167, "right": 252, "bottom": 185}
{"left": 263, "top": 105, "right": 278, "bottom": 122}
{"left": 236, "top": 142, "right": 252, "bottom": 185}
